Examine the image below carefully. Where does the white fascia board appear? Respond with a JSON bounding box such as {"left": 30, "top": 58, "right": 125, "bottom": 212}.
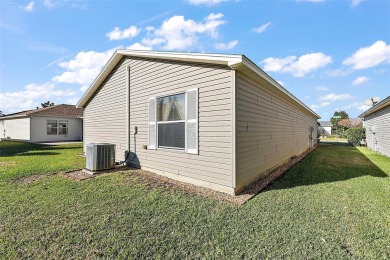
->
{"left": 116, "top": 49, "right": 242, "bottom": 66}
{"left": 239, "top": 55, "right": 321, "bottom": 119}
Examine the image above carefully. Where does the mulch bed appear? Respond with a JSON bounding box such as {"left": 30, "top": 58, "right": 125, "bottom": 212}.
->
{"left": 61, "top": 166, "right": 133, "bottom": 181}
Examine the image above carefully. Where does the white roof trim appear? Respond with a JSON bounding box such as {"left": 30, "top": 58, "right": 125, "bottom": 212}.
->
{"left": 76, "top": 50, "right": 320, "bottom": 118}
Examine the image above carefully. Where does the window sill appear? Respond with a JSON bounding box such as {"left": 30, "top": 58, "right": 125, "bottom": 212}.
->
{"left": 156, "top": 147, "right": 186, "bottom": 153}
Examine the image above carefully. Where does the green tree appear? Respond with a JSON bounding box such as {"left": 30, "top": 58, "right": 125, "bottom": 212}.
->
{"left": 330, "top": 111, "right": 349, "bottom": 136}
{"left": 41, "top": 101, "right": 55, "bottom": 108}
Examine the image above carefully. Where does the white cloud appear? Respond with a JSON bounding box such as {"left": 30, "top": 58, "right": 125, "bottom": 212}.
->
{"left": 277, "top": 81, "right": 284, "bottom": 86}
{"left": 310, "top": 101, "right": 330, "bottom": 111}
{"left": 351, "top": 0, "right": 362, "bottom": 7}
{"left": 319, "top": 93, "right": 353, "bottom": 101}
{"left": 343, "top": 40, "right": 390, "bottom": 69}
{"left": 128, "top": 43, "right": 152, "bottom": 51}
{"left": 352, "top": 76, "right": 370, "bottom": 86}
{"left": 43, "top": 0, "right": 55, "bottom": 9}
{"left": 80, "top": 85, "right": 89, "bottom": 92}
{"left": 107, "top": 26, "right": 140, "bottom": 40}
{"left": 53, "top": 48, "right": 116, "bottom": 85}
{"left": 187, "top": 0, "right": 227, "bottom": 5}
{"left": 262, "top": 52, "right": 332, "bottom": 77}
{"left": 253, "top": 22, "right": 271, "bottom": 33}
{"left": 24, "top": 1, "right": 34, "bottom": 12}
{"left": 142, "top": 13, "right": 226, "bottom": 51}
{"left": 0, "top": 82, "right": 75, "bottom": 114}
{"left": 214, "top": 40, "right": 238, "bottom": 50}
{"left": 66, "top": 97, "right": 80, "bottom": 105}
{"left": 316, "top": 86, "right": 330, "bottom": 91}
{"left": 206, "top": 13, "right": 224, "bottom": 20}
{"left": 357, "top": 104, "right": 371, "bottom": 111}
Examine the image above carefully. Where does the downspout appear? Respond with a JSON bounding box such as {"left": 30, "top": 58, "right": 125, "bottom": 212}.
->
{"left": 126, "top": 65, "right": 130, "bottom": 156}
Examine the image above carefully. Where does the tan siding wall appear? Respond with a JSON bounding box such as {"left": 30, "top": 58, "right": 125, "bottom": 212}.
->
{"left": 235, "top": 72, "right": 317, "bottom": 190}
{"left": 84, "top": 61, "right": 128, "bottom": 159}
{"left": 84, "top": 57, "right": 234, "bottom": 188}
{"left": 0, "top": 118, "right": 30, "bottom": 140}
{"left": 364, "top": 105, "right": 390, "bottom": 157}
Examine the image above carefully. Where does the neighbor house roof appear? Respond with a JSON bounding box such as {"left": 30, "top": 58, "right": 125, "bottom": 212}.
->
{"left": 318, "top": 121, "right": 333, "bottom": 127}
{"left": 359, "top": 96, "right": 390, "bottom": 118}
{"left": 76, "top": 50, "right": 320, "bottom": 119}
{"left": 0, "top": 104, "right": 83, "bottom": 120}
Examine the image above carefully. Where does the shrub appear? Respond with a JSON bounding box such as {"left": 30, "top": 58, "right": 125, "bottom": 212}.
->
{"left": 346, "top": 127, "right": 365, "bottom": 146}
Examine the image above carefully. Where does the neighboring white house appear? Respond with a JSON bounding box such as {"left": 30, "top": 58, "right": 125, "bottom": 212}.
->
{"left": 317, "top": 121, "right": 332, "bottom": 137}
{"left": 77, "top": 50, "right": 320, "bottom": 195}
{"left": 359, "top": 96, "right": 390, "bottom": 157}
{"left": 0, "top": 104, "right": 83, "bottom": 143}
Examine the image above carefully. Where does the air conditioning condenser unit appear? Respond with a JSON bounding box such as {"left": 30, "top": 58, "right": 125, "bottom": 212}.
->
{"left": 86, "top": 143, "right": 115, "bottom": 171}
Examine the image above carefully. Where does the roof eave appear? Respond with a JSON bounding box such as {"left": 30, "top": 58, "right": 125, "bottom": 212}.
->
{"left": 77, "top": 50, "right": 242, "bottom": 108}
{"left": 76, "top": 50, "right": 320, "bottom": 119}
{"left": 358, "top": 96, "right": 390, "bottom": 118}
{"left": 232, "top": 56, "right": 320, "bottom": 119}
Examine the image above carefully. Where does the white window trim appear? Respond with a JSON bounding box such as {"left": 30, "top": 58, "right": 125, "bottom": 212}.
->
{"left": 47, "top": 119, "right": 68, "bottom": 135}
{"left": 149, "top": 89, "right": 198, "bottom": 154}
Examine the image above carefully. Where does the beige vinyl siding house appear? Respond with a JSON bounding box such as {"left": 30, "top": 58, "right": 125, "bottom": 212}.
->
{"left": 0, "top": 105, "right": 83, "bottom": 143}
{"left": 78, "top": 50, "right": 320, "bottom": 195}
{"left": 359, "top": 96, "right": 390, "bottom": 157}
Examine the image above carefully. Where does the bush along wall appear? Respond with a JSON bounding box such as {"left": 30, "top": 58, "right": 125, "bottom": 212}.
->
{"left": 346, "top": 127, "right": 365, "bottom": 146}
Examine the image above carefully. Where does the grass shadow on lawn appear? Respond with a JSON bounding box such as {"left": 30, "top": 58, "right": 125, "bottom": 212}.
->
{"left": 267, "top": 142, "right": 388, "bottom": 191}
{"left": 0, "top": 141, "right": 80, "bottom": 157}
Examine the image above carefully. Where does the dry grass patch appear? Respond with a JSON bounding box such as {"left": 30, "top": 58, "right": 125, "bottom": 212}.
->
{"left": 0, "top": 161, "right": 17, "bottom": 167}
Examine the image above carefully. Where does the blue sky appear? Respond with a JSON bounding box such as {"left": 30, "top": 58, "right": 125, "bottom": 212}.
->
{"left": 1, "top": 0, "right": 389, "bottom": 119}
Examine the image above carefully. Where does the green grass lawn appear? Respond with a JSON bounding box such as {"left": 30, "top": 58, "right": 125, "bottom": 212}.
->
{"left": 0, "top": 141, "right": 389, "bottom": 258}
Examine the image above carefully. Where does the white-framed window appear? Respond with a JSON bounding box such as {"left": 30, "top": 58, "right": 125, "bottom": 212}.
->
{"left": 47, "top": 120, "right": 58, "bottom": 135}
{"left": 157, "top": 93, "right": 185, "bottom": 149}
{"left": 58, "top": 120, "right": 68, "bottom": 135}
{"left": 47, "top": 120, "right": 68, "bottom": 135}
{"left": 149, "top": 89, "right": 198, "bottom": 154}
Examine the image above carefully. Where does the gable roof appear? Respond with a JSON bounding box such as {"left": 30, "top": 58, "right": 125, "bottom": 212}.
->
{"left": 0, "top": 104, "right": 83, "bottom": 120}
{"left": 359, "top": 96, "right": 390, "bottom": 118}
{"left": 318, "top": 121, "right": 332, "bottom": 127}
{"left": 76, "top": 49, "right": 320, "bottom": 119}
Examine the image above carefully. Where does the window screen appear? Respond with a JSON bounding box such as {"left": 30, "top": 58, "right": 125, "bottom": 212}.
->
{"left": 157, "top": 93, "right": 185, "bottom": 121}
{"left": 58, "top": 120, "right": 68, "bottom": 135}
{"left": 158, "top": 122, "right": 185, "bottom": 149}
{"left": 47, "top": 120, "right": 58, "bottom": 135}
{"left": 157, "top": 93, "right": 185, "bottom": 149}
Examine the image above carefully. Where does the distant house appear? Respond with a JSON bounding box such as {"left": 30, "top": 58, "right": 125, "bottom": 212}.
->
{"left": 359, "top": 96, "right": 390, "bottom": 157}
{"left": 317, "top": 121, "right": 332, "bottom": 136}
{"left": 77, "top": 50, "right": 320, "bottom": 195}
{"left": 0, "top": 104, "right": 83, "bottom": 143}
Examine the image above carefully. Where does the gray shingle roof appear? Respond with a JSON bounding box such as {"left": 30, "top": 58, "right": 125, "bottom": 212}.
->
{"left": 318, "top": 121, "right": 332, "bottom": 127}
{"left": 0, "top": 104, "right": 83, "bottom": 119}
